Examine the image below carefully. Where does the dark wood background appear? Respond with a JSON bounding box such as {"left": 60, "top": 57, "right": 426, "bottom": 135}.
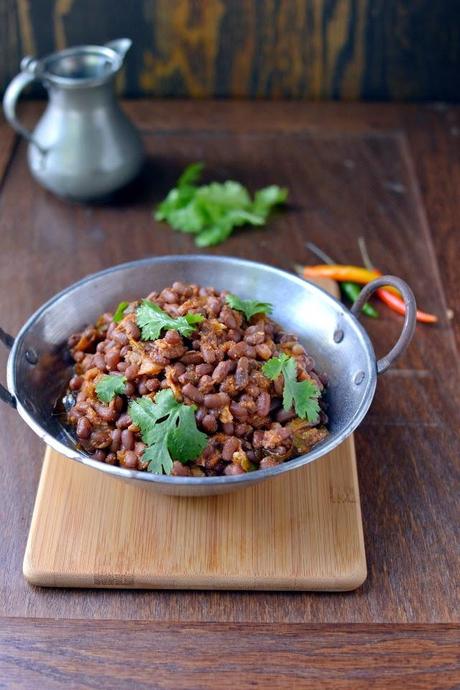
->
{"left": 1, "top": 0, "right": 459, "bottom": 101}
{"left": 0, "top": 99, "right": 459, "bottom": 686}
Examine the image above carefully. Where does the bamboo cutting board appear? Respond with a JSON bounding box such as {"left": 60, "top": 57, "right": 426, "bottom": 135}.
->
{"left": 23, "top": 438, "right": 366, "bottom": 590}
{"left": 23, "top": 278, "right": 366, "bottom": 591}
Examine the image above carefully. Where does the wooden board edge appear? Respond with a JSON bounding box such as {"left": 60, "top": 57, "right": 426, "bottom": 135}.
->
{"left": 23, "top": 444, "right": 367, "bottom": 592}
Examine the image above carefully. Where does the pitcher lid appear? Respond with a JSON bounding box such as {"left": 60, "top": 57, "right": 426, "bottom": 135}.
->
{"left": 27, "top": 44, "right": 126, "bottom": 88}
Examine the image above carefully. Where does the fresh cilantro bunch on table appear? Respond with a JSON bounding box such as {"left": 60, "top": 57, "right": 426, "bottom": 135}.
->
{"left": 136, "top": 300, "right": 204, "bottom": 340}
{"left": 225, "top": 294, "right": 273, "bottom": 321}
{"left": 95, "top": 374, "right": 127, "bottom": 403}
{"left": 154, "top": 162, "right": 288, "bottom": 246}
{"left": 129, "top": 390, "right": 207, "bottom": 474}
{"left": 262, "top": 353, "right": 321, "bottom": 422}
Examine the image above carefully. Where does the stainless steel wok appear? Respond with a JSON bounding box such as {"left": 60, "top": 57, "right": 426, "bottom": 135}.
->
{"left": 1, "top": 255, "right": 416, "bottom": 496}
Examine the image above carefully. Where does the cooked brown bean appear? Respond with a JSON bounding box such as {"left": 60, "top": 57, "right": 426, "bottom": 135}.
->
{"left": 200, "top": 343, "right": 217, "bottom": 364}
{"left": 247, "top": 384, "right": 260, "bottom": 398}
{"left": 180, "top": 351, "right": 204, "bottom": 365}
{"left": 198, "top": 375, "right": 214, "bottom": 393}
{"left": 202, "top": 414, "right": 218, "bottom": 433}
{"left": 165, "top": 329, "right": 181, "bottom": 344}
{"left": 94, "top": 402, "right": 118, "bottom": 422}
{"left": 110, "top": 428, "right": 121, "bottom": 452}
{"left": 207, "top": 297, "right": 221, "bottom": 316}
{"left": 105, "top": 452, "right": 117, "bottom": 465}
{"left": 235, "top": 357, "right": 249, "bottom": 388}
{"left": 112, "top": 330, "right": 129, "bottom": 345}
{"left": 244, "top": 329, "right": 265, "bottom": 345}
{"left": 255, "top": 343, "right": 272, "bottom": 360}
{"left": 124, "top": 364, "right": 139, "bottom": 381}
{"left": 291, "top": 343, "right": 304, "bottom": 355}
{"left": 123, "top": 450, "right": 138, "bottom": 468}
{"left": 113, "top": 395, "right": 124, "bottom": 412}
{"left": 274, "top": 375, "right": 284, "bottom": 396}
{"left": 204, "top": 392, "right": 230, "bottom": 409}
{"left": 125, "top": 321, "right": 141, "bottom": 340}
{"left": 224, "top": 463, "right": 245, "bottom": 475}
{"left": 222, "top": 422, "right": 234, "bottom": 435}
{"left": 212, "top": 360, "right": 235, "bottom": 383}
{"left": 276, "top": 409, "right": 296, "bottom": 423}
{"left": 229, "top": 401, "right": 248, "bottom": 421}
{"left": 195, "top": 407, "right": 207, "bottom": 424}
{"left": 227, "top": 342, "right": 256, "bottom": 360}
{"left": 182, "top": 383, "right": 204, "bottom": 404}
{"left": 227, "top": 329, "right": 242, "bottom": 342}
{"left": 172, "top": 461, "right": 192, "bottom": 476}
{"left": 256, "top": 391, "right": 271, "bottom": 417}
{"left": 91, "top": 430, "right": 112, "bottom": 448}
{"left": 162, "top": 288, "right": 177, "bottom": 303}
{"left": 116, "top": 414, "right": 131, "bottom": 429}
{"left": 137, "top": 381, "right": 149, "bottom": 396}
{"left": 220, "top": 306, "right": 238, "bottom": 329}
{"left": 121, "top": 429, "right": 135, "bottom": 450}
{"left": 134, "top": 441, "right": 146, "bottom": 455}
{"left": 69, "top": 375, "right": 83, "bottom": 391}
{"left": 172, "top": 362, "right": 186, "bottom": 378}
{"left": 124, "top": 382, "right": 135, "bottom": 397}
{"left": 146, "top": 378, "right": 160, "bottom": 392}
{"left": 76, "top": 416, "right": 92, "bottom": 439}
{"left": 222, "top": 436, "right": 240, "bottom": 461}
{"left": 93, "top": 449, "right": 106, "bottom": 462}
{"left": 259, "top": 457, "right": 281, "bottom": 469}
{"left": 235, "top": 423, "right": 252, "bottom": 437}
{"left": 196, "top": 363, "right": 213, "bottom": 376}
{"left": 93, "top": 353, "right": 106, "bottom": 371}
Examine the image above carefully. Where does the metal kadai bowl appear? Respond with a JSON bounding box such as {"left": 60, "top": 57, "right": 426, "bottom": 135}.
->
{"left": 1, "top": 255, "right": 416, "bottom": 496}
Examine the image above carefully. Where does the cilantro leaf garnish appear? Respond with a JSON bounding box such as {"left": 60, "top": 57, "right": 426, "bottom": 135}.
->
{"left": 225, "top": 294, "right": 273, "bottom": 321}
{"left": 112, "top": 301, "right": 129, "bottom": 323}
{"left": 95, "top": 374, "right": 127, "bottom": 403}
{"left": 136, "top": 300, "right": 204, "bottom": 341}
{"left": 262, "top": 353, "right": 321, "bottom": 422}
{"left": 154, "top": 162, "right": 288, "bottom": 247}
{"left": 129, "top": 390, "right": 207, "bottom": 474}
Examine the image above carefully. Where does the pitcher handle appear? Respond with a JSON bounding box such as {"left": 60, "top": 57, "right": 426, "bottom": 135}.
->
{"left": 351, "top": 275, "right": 417, "bottom": 375}
{"left": 2, "top": 58, "right": 46, "bottom": 154}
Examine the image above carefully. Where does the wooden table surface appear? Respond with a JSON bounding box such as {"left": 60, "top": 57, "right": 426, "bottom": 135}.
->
{"left": 0, "top": 101, "right": 458, "bottom": 688}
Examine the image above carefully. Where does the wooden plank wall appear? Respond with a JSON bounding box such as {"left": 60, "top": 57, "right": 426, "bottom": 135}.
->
{"left": 1, "top": 0, "right": 459, "bottom": 100}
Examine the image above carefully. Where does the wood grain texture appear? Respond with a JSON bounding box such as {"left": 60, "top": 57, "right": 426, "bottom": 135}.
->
{"left": 24, "top": 437, "right": 366, "bottom": 590}
{"left": 0, "top": 115, "right": 16, "bottom": 189}
{"left": 1, "top": 0, "right": 459, "bottom": 100}
{"left": 0, "top": 102, "right": 458, "bottom": 627}
{"left": 0, "top": 619, "right": 459, "bottom": 690}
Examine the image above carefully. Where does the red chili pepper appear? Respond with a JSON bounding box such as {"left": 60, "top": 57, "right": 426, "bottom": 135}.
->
{"left": 376, "top": 288, "right": 438, "bottom": 323}
{"left": 357, "top": 237, "right": 438, "bottom": 324}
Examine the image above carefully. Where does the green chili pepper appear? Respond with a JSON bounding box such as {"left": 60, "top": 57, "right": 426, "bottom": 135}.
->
{"left": 304, "top": 242, "right": 379, "bottom": 318}
{"left": 341, "top": 282, "right": 379, "bottom": 318}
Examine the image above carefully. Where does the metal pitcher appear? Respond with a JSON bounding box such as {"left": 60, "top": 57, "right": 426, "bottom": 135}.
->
{"left": 2, "top": 39, "right": 144, "bottom": 201}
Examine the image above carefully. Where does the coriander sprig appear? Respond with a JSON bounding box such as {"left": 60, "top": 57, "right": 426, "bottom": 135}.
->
{"left": 262, "top": 353, "right": 320, "bottom": 422}
{"left": 225, "top": 294, "right": 273, "bottom": 321}
{"left": 95, "top": 374, "right": 127, "bottom": 403}
{"left": 129, "top": 390, "right": 207, "bottom": 475}
{"left": 136, "top": 300, "right": 204, "bottom": 341}
{"left": 154, "top": 162, "right": 288, "bottom": 247}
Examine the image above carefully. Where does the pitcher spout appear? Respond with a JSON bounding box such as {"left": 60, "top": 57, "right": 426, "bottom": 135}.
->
{"left": 105, "top": 39, "right": 132, "bottom": 61}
